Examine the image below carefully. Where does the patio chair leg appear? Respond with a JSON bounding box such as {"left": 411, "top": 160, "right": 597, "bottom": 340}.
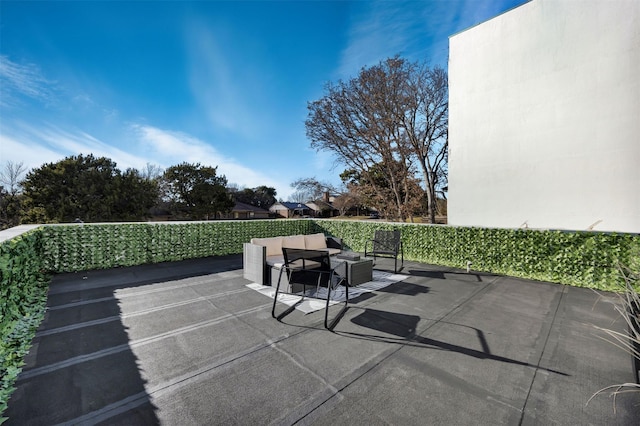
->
{"left": 394, "top": 248, "right": 404, "bottom": 273}
{"left": 272, "top": 267, "right": 299, "bottom": 321}
{"left": 271, "top": 267, "right": 284, "bottom": 319}
{"left": 324, "top": 279, "right": 349, "bottom": 330}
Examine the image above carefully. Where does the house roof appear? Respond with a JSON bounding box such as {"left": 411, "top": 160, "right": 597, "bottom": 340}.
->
{"left": 275, "top": 202, "right": 311, "bottom": 210}
{"left": 306, "top": 199, "right": 336, "bottom": 211}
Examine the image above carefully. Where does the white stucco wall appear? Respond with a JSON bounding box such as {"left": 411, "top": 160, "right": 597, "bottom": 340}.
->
{"left": 448, "top": 0, "right": 640, "bottom": 233}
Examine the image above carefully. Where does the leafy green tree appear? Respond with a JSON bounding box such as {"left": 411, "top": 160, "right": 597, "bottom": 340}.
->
{"left": 252, "top": 186, "right": 277, "bottom": 209}
{"left": 113, "top": 168, "right": 160, "bottom": 220}
{"left": 162, "top": 162, "right": 233, "bottom": 219}
{"left": 191, "top": 182, "right": 234, "bottom": 219}
{"left": 21, "top": 154, "right": 158, "bottom": 223}
{"left": 0, "top": 188, "right": 25, "bottom": 229}
{"left": 231, "top": 186, "right": 277, "bottom": 209}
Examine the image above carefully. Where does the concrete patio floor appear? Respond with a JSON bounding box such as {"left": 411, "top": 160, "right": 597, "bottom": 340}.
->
{"left": 5, "top": 254, "right": 640, "bottom": 425}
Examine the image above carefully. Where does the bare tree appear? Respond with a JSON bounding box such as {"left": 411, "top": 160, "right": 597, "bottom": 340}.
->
{"left": 140, "top": 162, "right": 164, "bottom": 181}
{"left": 0, "top": 161, "right": 27, "bottom": 195}
{"left": 332, "top": 187, "right": 361, "bottom": 216}
{"left": 290, "top": 190, "right": 310, "bottom": 204}
{"left": 291, "top": 177, "right": 339, "bottom": 200}
{"left": 305, "top": 56, "right": 446, "bottom": 221}
{"left": 400, "top": 64, "right": 448, "bottom": 223}
{"left": 306, "top": 57, "right": 425, "bottom": 221}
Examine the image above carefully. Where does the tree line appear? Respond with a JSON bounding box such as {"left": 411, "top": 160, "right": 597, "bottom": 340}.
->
{"left": 0, "top": 156, "right": 277, "bottom": 229}
{"left": 2, "top": 55, "right": 449, "bottom": 227}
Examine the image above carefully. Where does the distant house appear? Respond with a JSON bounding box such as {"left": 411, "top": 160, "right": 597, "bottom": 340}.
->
{"left": 222, "top": 202, "right": 271, "bottom": 220}
{"left": 269, "top": 202, "right": 311, "bottom": 218}
{"left": 305, "top": 199, "right": 339, "bottom": 218}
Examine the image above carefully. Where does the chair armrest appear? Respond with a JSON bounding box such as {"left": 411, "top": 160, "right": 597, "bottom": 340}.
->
{"left": 282, "top": 260, "right": 347, "bottom": 288}
{"left": 330, "top": 259, "right": 348, "bottom": 279}
{"left": 243, "top": 243, "right": 267, "bottom": 285}
{"left": 326, "top": 236, "right": 342, "bottom": 250}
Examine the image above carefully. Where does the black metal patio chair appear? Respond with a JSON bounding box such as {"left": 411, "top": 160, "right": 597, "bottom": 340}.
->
{"left": 271, "top": 248, "right": 348, "bottom": 329}
{"left": 364, "top": 229, "right": 404, "bottom": 273}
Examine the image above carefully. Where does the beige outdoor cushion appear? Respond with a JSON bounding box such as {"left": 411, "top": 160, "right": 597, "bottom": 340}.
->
{"left": 250, "top": 237, "right": 283, "bottom": 257}
{"left": 282, "top": 235, "right": 306, "bottom": 250}
{"left": 286, "top": 259, "right": 322, "bottom": 270}
{"left": 265, "top": 255, "right": 285, "bottom": 268}
{"left": 304, "top": 233, "right": 327, "bottom": 250}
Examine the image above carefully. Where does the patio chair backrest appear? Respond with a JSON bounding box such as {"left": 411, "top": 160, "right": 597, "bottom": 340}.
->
{"left": 282, "top": 248, "right": 332, "bottom": 287}
{"left": 373, "top": 230, "right": 401, "bottom": 253}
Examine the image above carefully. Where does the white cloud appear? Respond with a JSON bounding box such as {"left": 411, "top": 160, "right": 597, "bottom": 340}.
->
{"left": 0, "top": 118, "right": 294, "bottom": 200}
{"left": 337, "top": 2, "right": 419, "bottom": 78}
{"left": 184, "top": 20, "right": 268, "bottom": 140}
{"left": 0, "top": 55, "right": 55, "bottom": 108}
{"left": 337, "top": 0, "right": 524, "bottom": 78}
{"left": 0, "top": 122, "right": 149, "bottom": 173}
{"left": 133, "top": 124, "right": 292, "bottom": 199}
{"left": 0, "top": 133, "right": 61, "bottom": 172}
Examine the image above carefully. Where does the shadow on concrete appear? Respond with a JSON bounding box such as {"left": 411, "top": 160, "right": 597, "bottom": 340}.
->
{"left": 6, "top": 281, "right": 161, "bottom": 424}
{"left": 377, "top": 280, "right": 431, "bottom": 296}
{"left": 408, "top": 268, "right": 486, "bottom": 282}
{"left": 343, "top": 308, "right": 569, "bottom": 377}
{"left": 6, "top": 255, "right": 243, "bottom": 425}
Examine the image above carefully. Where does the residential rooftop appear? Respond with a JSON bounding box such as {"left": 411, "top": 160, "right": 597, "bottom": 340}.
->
{"left": 6, "top": 254, "right": 638, "bottom": 424}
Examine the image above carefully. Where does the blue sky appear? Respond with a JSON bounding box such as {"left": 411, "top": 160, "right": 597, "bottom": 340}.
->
{"left": 1, "top": 0, "right": 527, "bottom": 201}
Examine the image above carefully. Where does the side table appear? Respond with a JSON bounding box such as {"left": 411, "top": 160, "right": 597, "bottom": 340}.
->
{"left": 333, "top": 254, "right": 373, "bottom": 286}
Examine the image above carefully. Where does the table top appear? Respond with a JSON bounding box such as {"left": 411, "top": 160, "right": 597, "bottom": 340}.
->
{"left": 333, "top": 252, "right": 373, "bottom": 265}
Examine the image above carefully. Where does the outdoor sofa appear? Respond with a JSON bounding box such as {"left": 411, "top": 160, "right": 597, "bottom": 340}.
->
{"left": 243, "top": 233, "right": 342, "bottom": 287}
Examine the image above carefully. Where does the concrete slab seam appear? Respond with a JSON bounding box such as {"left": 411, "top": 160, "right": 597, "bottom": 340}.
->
{"left": 36, "top": 287, "right": 252, "bottom": 338}
{"left": 19, "top": 303, "right": 273, "bottom": 380}
{"left": 517, "top": 284, "right": 568, "bottom": 425}
{"left": 58, "top": 332, "right": 303, "bottom": 425}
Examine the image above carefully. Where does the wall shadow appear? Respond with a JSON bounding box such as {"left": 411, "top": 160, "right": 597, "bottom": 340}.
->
{"left": 6, "top": 254, "right": 243, "bottom": 425}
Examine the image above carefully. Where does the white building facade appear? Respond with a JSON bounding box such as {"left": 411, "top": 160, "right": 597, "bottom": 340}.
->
{"left": 448, "top": 0, "right": 640, "bottom": 233}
